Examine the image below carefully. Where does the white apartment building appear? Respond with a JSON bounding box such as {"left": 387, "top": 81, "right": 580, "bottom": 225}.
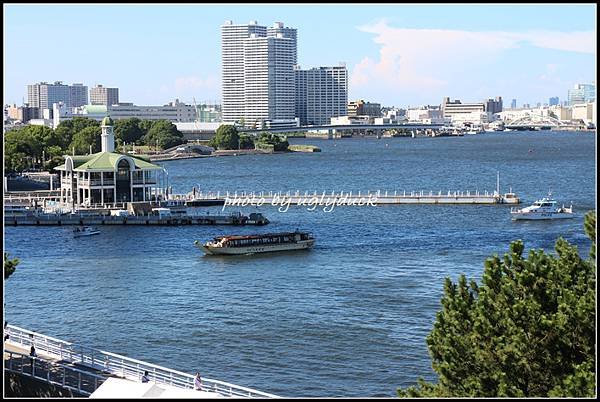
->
{"left": 221, "top": 20, "right": 267, "bottom": 123}
{"left": 295, "top": 64, "right": 348, "bottom": 125}
{"left": 90, "top": 84, "right": 119, "bottom": 106}
{"left": 52, "top": 99, "right": 197, "bottom": 128}
{"left": 221, "top": 20, "right": 298, "bottom": 128}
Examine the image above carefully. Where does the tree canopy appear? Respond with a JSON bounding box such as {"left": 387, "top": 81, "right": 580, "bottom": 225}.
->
{"left": 142, "top": 120, "right": 184, "bottom": 149}
{"left": 114, "top": 117, "right": 144, "bottom": 145}
{"left": 4, "top": 253, "right": 19, "bottom": 279}
{"left": 69, "top": 126, "right": 102, "bottom": 155}
{"left": 209, "top": 124, "right": 240, "bottom": 150}
{"left": 398, "top": 211, "right": 596, "bottom": 398}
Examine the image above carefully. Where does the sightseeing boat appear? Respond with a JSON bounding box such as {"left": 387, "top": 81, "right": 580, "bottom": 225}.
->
{"left": 510, "top": 195, "right": 574, "bottom": 220}
{"left": 73, "top": 226, "right": 101, "bottom": 237}
{"left": 195, "top": 230, "right": 315, "bottom": 255}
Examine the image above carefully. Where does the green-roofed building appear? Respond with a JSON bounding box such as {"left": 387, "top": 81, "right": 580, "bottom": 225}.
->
{"left": 54, "top": 116, "right": 166, "bottom": 208}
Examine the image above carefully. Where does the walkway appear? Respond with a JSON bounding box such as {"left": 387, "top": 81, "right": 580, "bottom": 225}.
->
{"left": 4, "top": 324, "right": 280, "bottom": 398}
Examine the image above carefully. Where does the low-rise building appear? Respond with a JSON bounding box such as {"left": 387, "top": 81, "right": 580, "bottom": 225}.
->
{"left": 348, "top": 100, "right": 381, "bottom": 117}
{"left": 54, "top": 116, "right": 165, "bottom": 209}
{"left": 7, "top": 104, "right": 39, "bottom": 123}
{"left": 53, "top": 99, "right": 197, "bottom": 128}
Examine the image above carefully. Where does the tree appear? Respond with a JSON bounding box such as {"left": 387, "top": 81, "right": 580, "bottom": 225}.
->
{"left": 142, "top": 120, "right": 184, "bottom": 150}
{"left": 239, "top": 134, "right": 255, "bottom": 149}
{"left": 4, "top": 128, "right": 43, "bottom": 171}
{"left": 114, "top": 118, "right": 144, "bottom": 145}
{"left": 398, "top": 211, "right": 596, "bottom": 398}
{"left": 209, "top": 124, "right": 240, "bottom": 150}
{"left": 256, "top": 133, "right": 289, "bottom": 152}
{"left": 69, "top": 126, "right": 102, "bottom": 154}
{"left": 55, "top": 117, "right": 99, "bottom": 150}
{"left": 4, "top": 253, "right": 19, "bottom": 279}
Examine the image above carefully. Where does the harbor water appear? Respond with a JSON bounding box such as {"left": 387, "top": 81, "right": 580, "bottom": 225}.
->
{"left": 4, "top": 131, "right": 596, "bottom": 397}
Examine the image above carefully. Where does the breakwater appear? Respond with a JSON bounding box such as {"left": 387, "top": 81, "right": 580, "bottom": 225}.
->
{"left": 4, "top": 212, "right": 269, "bottom": 226}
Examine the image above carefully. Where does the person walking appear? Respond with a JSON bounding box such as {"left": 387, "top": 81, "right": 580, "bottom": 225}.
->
{"left": 194, "top": 372, "right": 203, "bottom": 391}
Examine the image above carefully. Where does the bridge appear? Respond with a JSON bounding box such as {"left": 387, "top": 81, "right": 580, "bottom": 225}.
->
{"left": 505, "top": 115, "right": 583, "bottom": 130}
{"left": 238, "top": 123, "right": 445, "bottom": 137}
{"left": 4, "top": 324, "right": 280, "bottom": 398}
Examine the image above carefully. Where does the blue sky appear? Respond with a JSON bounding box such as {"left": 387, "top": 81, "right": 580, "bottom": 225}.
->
{"left": 3, "top": 4, "right": 596, "bottom": 108}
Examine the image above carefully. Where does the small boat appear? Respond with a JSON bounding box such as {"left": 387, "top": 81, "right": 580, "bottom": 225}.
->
{"left": 196, "top": 230, "right": 315, "bottom": 255}
{"left": 73, "top": 226, "right": 100, "bottom": 237}
{"left": 511, "top": 194, "right": 574, "bottom": 220}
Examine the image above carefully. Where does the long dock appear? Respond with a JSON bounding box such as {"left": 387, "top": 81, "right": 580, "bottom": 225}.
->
{"left": 180, "top": 189, "right": 521, "bottom": 207}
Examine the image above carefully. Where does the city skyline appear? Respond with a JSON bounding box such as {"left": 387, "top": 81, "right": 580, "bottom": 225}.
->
{"left": 3, "top": 4, "right": 596, "bottom": 107}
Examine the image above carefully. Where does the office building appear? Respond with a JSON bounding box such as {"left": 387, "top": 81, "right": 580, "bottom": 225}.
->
{"left": 441, "top": 96, "right": 502, "bottom": 125}
{"left": 70, "top": 83, "right": 89, "bottom": 108}
{"left": 549, "top": 96, "right": 559, "bottom": 106}
{"left": 511, "top": 99, "right": 517, "bottom": 109}
{"left": 27, "top": 81, "right": 71, "bottom": 116}
{"left": 348, "top": 100, "right": 381, "bottom": 117}
{"left": 6, "top": 104, "right": 39, "bottom": 123}
{"left": 90, "top": 84, "right": 119, "bottom": 106}
{"left": 221, "top": 20, "right": 298, "bottom": 128}
{"left": 295, "top": 64, "right": 348, "bottom": 125}
{"left": 568, "top": 83, "right": 596, "bottom": 105}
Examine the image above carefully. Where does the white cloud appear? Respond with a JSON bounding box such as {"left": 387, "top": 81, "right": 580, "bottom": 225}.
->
{"left": 351, "top": 20, "right": 596, "bottom": 102}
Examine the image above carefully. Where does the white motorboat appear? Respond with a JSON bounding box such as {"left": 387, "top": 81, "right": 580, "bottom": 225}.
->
{"left": 196, "top": 230, "right": 315, "bottom": 255}
{"left": 511, "top": 195, "right": 574, "bottom": 220}
{"left": 73, "top": 226, "right": 101, "bottom": 237}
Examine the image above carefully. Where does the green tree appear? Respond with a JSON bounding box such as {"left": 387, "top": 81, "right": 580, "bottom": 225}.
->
{"left": 142, "top": 120, "right": 184, "bottom": 150}
{"left": 4, "top": 253, "right": 19, "bottom": 280}
{"left": 54, "top": 117, "right": 100, "bottom": 150}
{"left": 256, "top": 133, "right": 289, "bottom": 151}
{"left": 398, "top": 211, "right": 596, "bottom": 398}
{"left": 209, "top": 124, "right": 240, "bottom": 150}
{"left": 114, "top": 118, "right": 144, "bottom": 145}
{"left": 4, "top": 128, "right": 43, "bottom": 171}
{"left": 238, "top": 134, "right": 255, "bottom": 150}
{"left": 69, "top": 126, "right": 102, "bottom": 154}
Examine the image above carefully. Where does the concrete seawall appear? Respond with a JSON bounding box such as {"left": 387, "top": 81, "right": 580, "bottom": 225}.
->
{"left": 4, "top": 215, "right": 268, "bottom": 226}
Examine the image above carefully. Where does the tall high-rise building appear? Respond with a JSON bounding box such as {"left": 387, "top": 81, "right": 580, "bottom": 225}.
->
{"left": 511, "top": 99, "right": 517, "bottom": 109}
{"left": 221, "top": 20, "right": 297, "bottom": 127}
{"left": 549, "top": 96, "right": 559, "bottom": 106}
{"left": 70, "top": 83, "right": 88, "bottom": 108}
{"left": 295, "top": 64, "right": 348, "bottom": 125}
{"left": 568, "top": 83, "right": 596, "bottom": 105}
{"left": 90, "top": 84, "right": 119, "bottom": 106}
{"left": 27, "top": 81, "right": 71, "bottom": 111}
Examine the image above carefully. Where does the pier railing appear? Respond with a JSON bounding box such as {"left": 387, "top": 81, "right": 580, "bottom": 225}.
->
{"left": 5, "top": 325, "right": 280, "bottom": 398}
{"left": 4, "top": 350, "right": 106, "bottom": 396}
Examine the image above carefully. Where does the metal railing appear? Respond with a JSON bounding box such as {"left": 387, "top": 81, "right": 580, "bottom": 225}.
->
{"left": 5, "top": 325, "right": 280, "bottom": 398}
{"left": 4, "top": 350, "right": 106, "bottom": 396}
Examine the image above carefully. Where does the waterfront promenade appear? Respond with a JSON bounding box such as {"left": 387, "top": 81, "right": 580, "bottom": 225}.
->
{"left": 4, "top": 325, "right": 279, "bottom": 398}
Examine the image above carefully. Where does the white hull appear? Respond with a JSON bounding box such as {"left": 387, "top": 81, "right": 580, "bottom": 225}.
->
{"left": 73, "top": 231, "right": 100, "bottom": 237}
{"left": 199, "top": 239, "right": 315, "bottom": 255}
{"left": 511, "top": 212, "right": 574, "bottom": 220}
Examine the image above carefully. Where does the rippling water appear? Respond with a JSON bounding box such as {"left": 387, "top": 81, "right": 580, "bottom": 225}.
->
{"left": 4, "top": 131, "right": 596, "bottom": 397}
